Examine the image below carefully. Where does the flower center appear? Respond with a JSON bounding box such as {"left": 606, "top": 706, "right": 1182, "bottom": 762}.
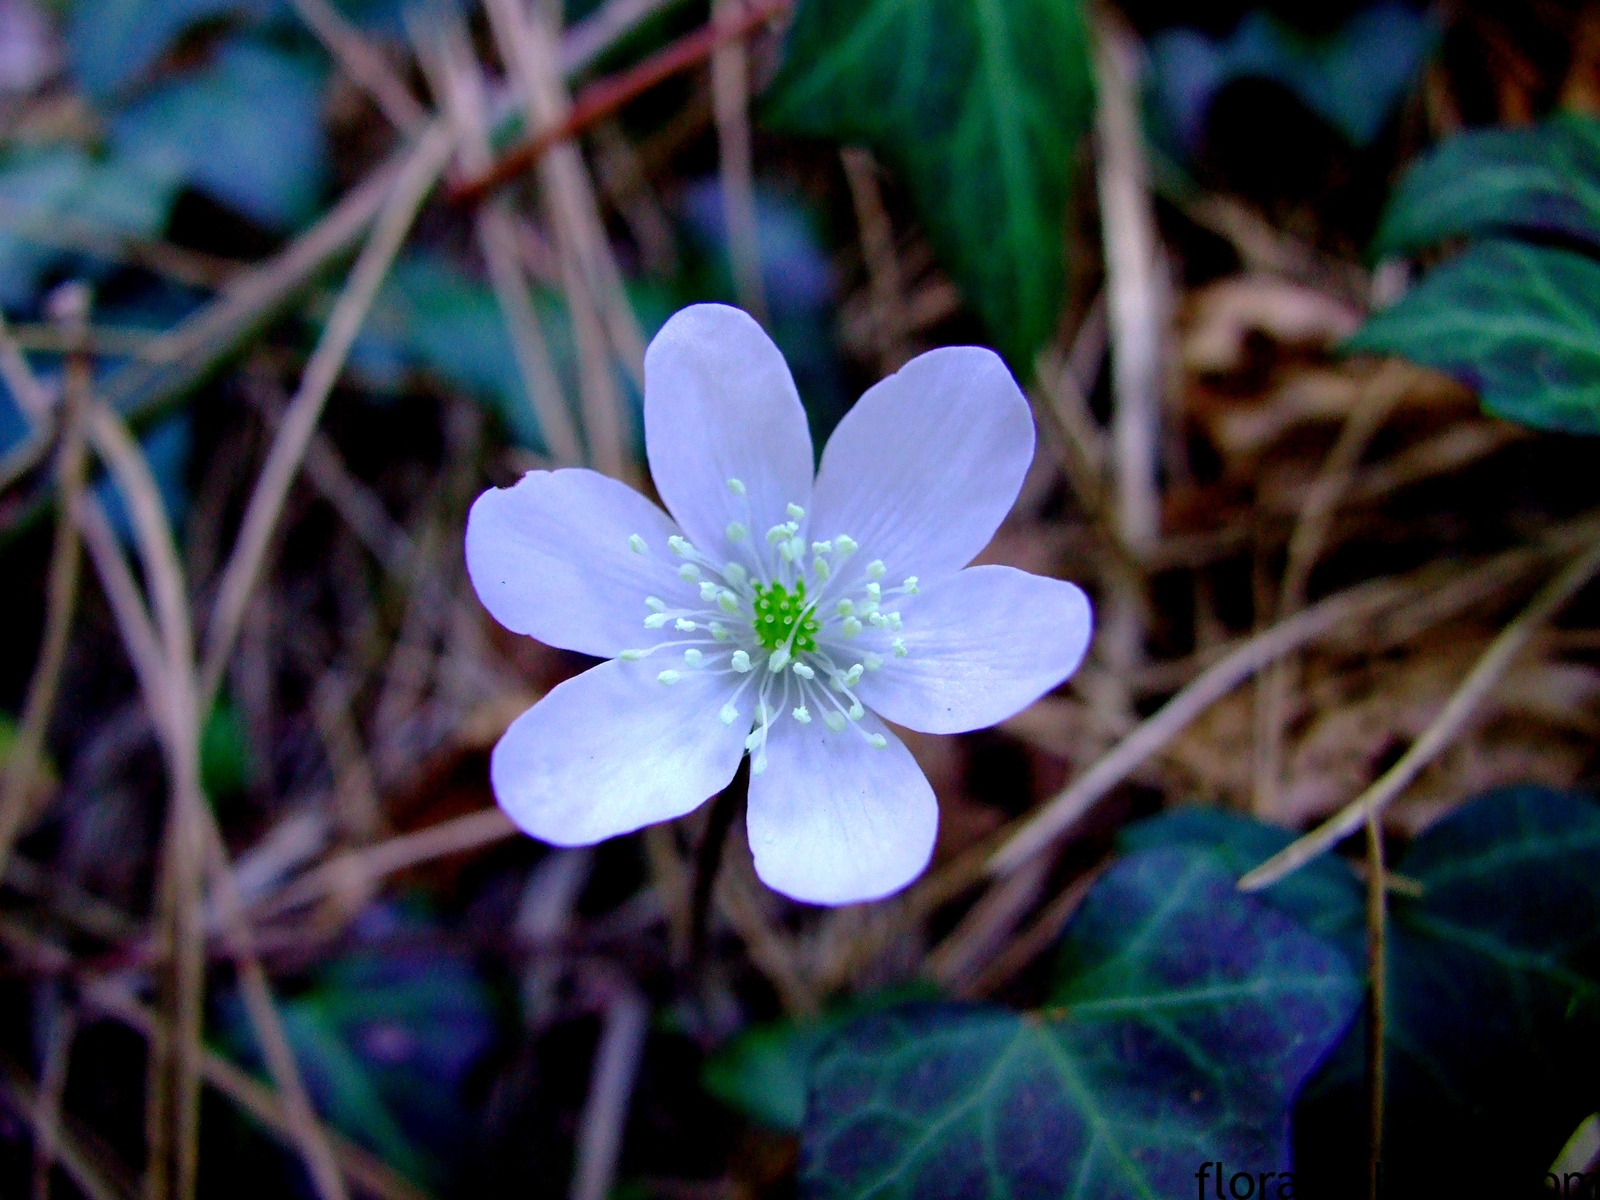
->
{"left": 752, "top": 580, "right": 819, "bottom": 653}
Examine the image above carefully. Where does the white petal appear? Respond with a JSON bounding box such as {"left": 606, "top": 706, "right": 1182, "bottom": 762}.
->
{"left": 643, "top": 304, "right": 814, "bottom": 566}
{"left": 855, "top": 565, "right": 1092, "bottom": 734}
{"left": 492, "top": 656, "right": 746, "bottom": 845}
{"left": 465, "top": 468, "right": 697, "bottom": 658}
{"left": 746, "top": 711, "right": 937, "bottom": 905}
{"left": 808, "top": 346, "right": 1035, "bottom": 585}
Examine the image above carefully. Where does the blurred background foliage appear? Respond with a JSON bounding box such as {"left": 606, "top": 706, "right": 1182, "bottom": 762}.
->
{"left": 1, "top": 0, "right": 1599, "bottom": 1196}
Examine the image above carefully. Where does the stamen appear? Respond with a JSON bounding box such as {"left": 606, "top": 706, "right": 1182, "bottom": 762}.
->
{"left": 752, "top": 753, "right": 768, "bottom": 775}
{"left": 849, "top": 701, "right": 864, "bottom": 720}
{"left": 844, "top": 663, "right": 864, "bottom": 686}
{"left": 727, "top": 477, "right": 746, "bottom": 495}
{"left": 866, "top": 733, "right": 887, "bottom": 749}
{"left": 679, "top": 564, "right": 701, "bottom": 581}
{"left": 629, "top": 534, "right": 647, "bottom": 554}
{"left": 720, "top": 703, "right": 739, "bottom": 725}
{"left": 903, "top": 576, "right": 919, "bottom": 593}
{"left": 725, "top": 563, "right": 747, "bottom": 585}
{"left": 646, "top": 597, "right": 666, "bottom": 612}
{"left": 787, "top": 503, "right": 806, "bottom": 519}
{"left": 768, "top": 647, "right": 791, "bottom": 672}
{"left": 864, "top": 653, "right": 884, "bottom": 670}
{"left": 699, "top": 581, "right": 720, "bottom": 601}
{"left": 842, "top": 616, "right": 862, "bottom": 638}
{"left": 668, "top": 535, "right": 692, "bottom": 557}
{"left": 658, "top": 670, "right": 681, "bottom": 685}
{"left": 823, "top": 711, "right": 847, "bottom": 732}
{"left": 868, "top": 613, "right": 887, "bottom": 628}
{"left": 709, "top": 622, "right": 731, "bottom": 641}
{"left": 813, "top": 557, "right": 831, "bottom": 580}
{"left": 787, "top": 537, "right": 806, "bottom": 561}
{"left": 779, "top": 539, "right": 799, "bottom": 562}
{"left": 766, "top": 524, "right": 790, "bottom": 544}
{"left": 727, "top": 521, "right": 748, "bottom": 542}
{"left": 835, "top": 534, "right": 858, "bottom": 556}
{"left": 792, "top": 663, "right": 815, "bottom": 680}
{"left": 645, "top": 613, "right": 669, "bottom": 629}
{"left": 675, "top": 618, "right": 697, "bottom": 631}
{"left": 731, "top": 650, "right": 752, "bottom": 672}
{"left": 866, "top": 582, "right": 881, "bottom": 601}
{"left": 891, "top": 637, "right": 908, "bottom": 657}
{"left": 866, "top": 559, "right": 886, "bottom": 580}
{"left": 886, "top": 612, "right": 903, "bottom": 632}
{"left": 619, "top": 650, "right": 645, "bottom": 661}
{"left": 812, "top": 541, "right": 832, "bottom": 554}
{"left": 836, "top": 599, "right": 855, "bottom": 617}
{"left": 684, "top": 649, "right": 704, "bottom": 667}
{"left": 793, "top": 706, "right": 812, "bottom": 724}
{"left": 745, "top": 730, "right": 763, "bottom": 750}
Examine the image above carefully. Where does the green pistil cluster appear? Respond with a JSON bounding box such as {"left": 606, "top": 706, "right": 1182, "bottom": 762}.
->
{"left": 752, "top": 579, "right": 819, "bottom": 653}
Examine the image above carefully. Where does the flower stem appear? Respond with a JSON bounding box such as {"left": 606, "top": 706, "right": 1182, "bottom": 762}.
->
{"left": 689, "top": 760, "right": 748, "bottom": 968}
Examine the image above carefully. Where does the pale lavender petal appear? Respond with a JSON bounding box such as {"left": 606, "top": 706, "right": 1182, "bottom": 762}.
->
{"left": 643, "top": 304, "right": 814, "bottom": 567}
{"left": 746, "top": 712, "right": 937, "bottom": 905}
{"left": 808, "top": 346, "right": 1034, "bottom": 585}
{"left": 492, "top": 656, "right": 746, "bottom": 845}
{"left": 856, "top": 565, "right": 1092, "bottom": 734}
{"left": 465, "top": 468, "right": 698, "bottom": 659}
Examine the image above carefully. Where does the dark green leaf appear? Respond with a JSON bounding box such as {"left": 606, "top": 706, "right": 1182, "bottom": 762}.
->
{"left": 67, "top": 0, "right": 271, "bottom": 98}
{"left": 1296, "top": 786, "right": 1600, "bottom": 1198}
{"left": 801, "top": 848, "right": 1359, "bottom": 1198}
{"left": 1373, "top": 113, "right": 1600, "bottom": 258}
{"left": 111, "top": 41, "right": 328, "bottom": 230}
{"left": 762, "top": 0, "right": 1093, "bottom": 368}
{"left": 1347, "top": 240, "right": 1600, "bottom": 434}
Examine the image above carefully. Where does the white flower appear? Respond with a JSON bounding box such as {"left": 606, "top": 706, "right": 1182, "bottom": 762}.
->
{"left": 465, "top": 304, "right": 1092, "bottom": 905}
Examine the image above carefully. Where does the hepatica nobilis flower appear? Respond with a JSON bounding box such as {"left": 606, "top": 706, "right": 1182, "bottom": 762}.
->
{"left": 466, "top": 304, "right": 1092, "bottom": 904}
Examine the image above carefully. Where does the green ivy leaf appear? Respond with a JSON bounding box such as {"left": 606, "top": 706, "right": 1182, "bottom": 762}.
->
{"left": 762, "top": 0, "right": 1094, "bottom": 369}
{"left": 800, "top": 847, "right": 1359, "bottom": 1198}
{"left": 1296, "top": 785, "right": 1600, "bottom": 1197}
{"left": 1346, "top": 239, "right": 1600, "bottom": 434}
{"left": 1372, "top": 113, "right": 1600, "bottom": 258}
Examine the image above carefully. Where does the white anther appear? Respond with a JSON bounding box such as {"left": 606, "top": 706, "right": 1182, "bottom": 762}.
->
{"left": 891, "top": 637, "right": 908, "bottom": 657}
{"left": 645, "top": 613, "right": 670, "bottom": 629}
{"left": 657, "top": 670, "right": 681, "bottom": 685}
{"left": 768, "top": 647, "right": 791, "bottom": 672}
{"left": 903, "top": 576, "right": 919, "bottom": 593}
{"left": 668, "top": 535, "right": 692, "bottom": 557}
{"left": 887, "top": 612, "right": 903, "bottom": 632}
{"left": 864, "top": 653, "right": 883, "bottom": 670}
{"left": 813, "top": 557, "right": 831, "bottom": 580}
{"left": 752, "top": 753, "right": 768, "bottom": 775}
{"left": 717, "top": 590, "right": 739, "bottom": 613}
{"left": 779, "top": 540, "right": 798, "bottom": 563}
{"left": 866, "top": 733, "right": 887, "bottom": 749}
{"left": 848, "top": 701, "right": 864, "bottom": 720}
{"left": 727, "top": 521, "right": 748, "bottom": 542}
{"left": 844, "top": 663, "right": 864, "bottom": 686}
{"left": 792, "top": 662, "right": 815, "bottom": 680}
{"left": 646, "top": 596, "right": 666, "bottom": 612}
{"left": 823, "top": 711, "right": 847, "bottom": 732}
{"left": 785, "top": 520, "right": 799, "bottom": 534}
{"left": 835, "top": 535, "right": 858, "bottom": 555}
{"left": 745, "top": 730, "right": 762, "bottom": 751}
{"left": 709, "top": 622, "right": 731, "bottom": 641}
{"left": 720, "top": 703, "right": 739, "bottom": 725}
{"left": 679, "top": 564, "right": 701, "bottom": 581}
{"left": 868, "top": 613, "right": 888, "bottom": 628}
{"left": 675, "top": 618, "right": 697, "bottom": 631}
{"left": 619, "top": 649, "right": 645, "bottom": 661}
{"left": 842, "top": 616, "right": 862, "bottom": 638}
{"left": 867, "top": 560, "right": 886, "bottom": 580}
{"left": 732, "top": 650, "right": 752, "bottom": 672}
{"left": 700, "top": 581, "right": 720, "bottom": 601}
{"left": 866, "top": 582, "right": 881, "bottom": 601}
{"left": 684, "top": 649, "right": 704, "bottom": 667}
{"left": 812, "top": 541, "right": 832, "bottom": 555}
{"left": 727, "top": 477, "right": 746, "bottom": 495}
{"left": 787, "top": 503, "right": 806, "bottom": 520}
{"left": 629, "top": 534, "right": 647, "bottom": 554}
{"left": 787, "top": 537, "right": 806, "bottom": 561}
{"left": 837, "top": 599, "right": 855, "bottom": 617}
{"left": 766, "top": 524, "right": 790, "bottom": 544}
{"left": 754, "top": 703, "right": 770, "bottom": 722}
{"left": 725, "top": 563, "right": 747, "bottom": 585}
{"left": 793, "top": 705, "right": 812, "bottom": 724}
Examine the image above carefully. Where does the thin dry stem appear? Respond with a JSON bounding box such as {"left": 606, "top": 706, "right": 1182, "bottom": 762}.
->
{"left": 0, "top": 1056, "right": 131, "bottom": 1200}
{"left": 31, "top": 999, "right": 77, "bottom": 1200}
{"left": 840, "top": 147, "right": 908, "bottom": 374}
{"left": 712, "top": 0, "right": 767, "bottom": 322}
{"left": 1240, "top": 532, "right": 1600, "bottom": 891}
{"left": 569, "top": 988, "right": 650, "bottom": 1200}
{"left": 286, "top": 0, "right": 428, "bottom": 132}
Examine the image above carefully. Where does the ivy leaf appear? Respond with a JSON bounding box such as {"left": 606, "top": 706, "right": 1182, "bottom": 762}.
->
{"left": 800, "top": 847, "right": 1359, "bottom": 1199}
{"left": 1372, "top": 113, "right": 1600, "bottom": 258}
{"left": 1346, "top": 239, "right": 1600, "bottom": 434}
{"left": 762, "top": 0, "right": 1094, "bottom": 369}
{"left": 1296, "top": 786, "right": 1600, "bottom": 1198}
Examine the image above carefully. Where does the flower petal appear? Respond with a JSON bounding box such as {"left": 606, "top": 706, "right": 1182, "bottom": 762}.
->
{"left": 855, "top": 565, "right": 1092, "bottom": 734}
{"left": 808, "top": 346, "right": 1035, "bottom": 585}
{"left": 492, "top": 656, "right": 746, "bottom": 845}
{"left": 643, "top": 304, "right": 814, "bottom": 566}
{"left": 746, "top": 712, "right": 937, "bottom": 905}
{"left": 465, "top": 468, "right": 697, "bottom": 658}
